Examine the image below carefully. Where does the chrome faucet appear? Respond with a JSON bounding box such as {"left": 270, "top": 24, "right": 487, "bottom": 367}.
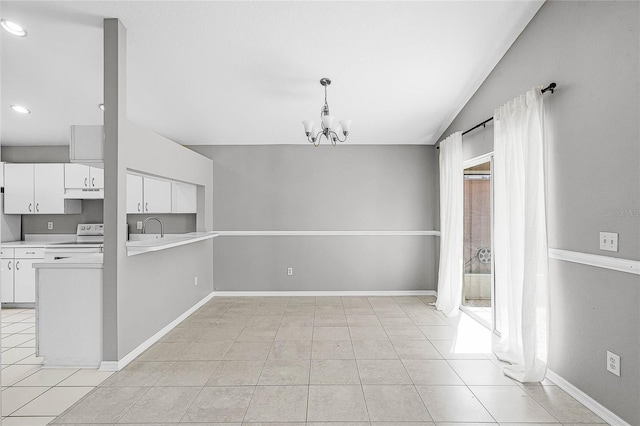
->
{"left": 142, "top": 217, "right": 164, "bottom": 238}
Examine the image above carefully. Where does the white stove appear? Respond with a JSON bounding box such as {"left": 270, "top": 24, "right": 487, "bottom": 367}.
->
{"left": 44, "top": 224, "right": 104, "bottom": 261}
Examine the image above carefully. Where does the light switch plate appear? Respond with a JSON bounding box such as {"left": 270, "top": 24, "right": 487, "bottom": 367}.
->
{"left": 137, "top": 221, "right": 143, "bottom": 230}
{"left": 599, "top": 232, "right": 618, "bottom": 252}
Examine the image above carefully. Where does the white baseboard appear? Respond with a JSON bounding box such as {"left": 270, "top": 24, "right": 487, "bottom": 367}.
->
{"left": 212, "top": 290, "right": 437, "bottom": 297}
{"left": 99, "top": 291, "right": 216, "bottom": 372}
{"left": 546, "top": 369, "right": 631, "bottom": 426}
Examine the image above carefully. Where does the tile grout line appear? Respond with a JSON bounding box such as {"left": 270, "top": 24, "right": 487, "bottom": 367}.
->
{"left": 353, "top": 297, "right": 373, "bottom": 423}
{"left": 305, "top": 297, "right": 317, "bottom": 423}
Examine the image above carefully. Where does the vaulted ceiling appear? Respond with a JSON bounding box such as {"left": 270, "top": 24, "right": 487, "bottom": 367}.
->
{"left": 1, "top": 1, "right": 543, "bottom": 146}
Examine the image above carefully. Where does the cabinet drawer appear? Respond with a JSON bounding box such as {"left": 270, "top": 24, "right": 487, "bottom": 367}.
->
{"left": 1, "top": 248, "right": 15, "bottom": 258}
{"left": 15, "top": 248, "right": 44, "bottom": 258}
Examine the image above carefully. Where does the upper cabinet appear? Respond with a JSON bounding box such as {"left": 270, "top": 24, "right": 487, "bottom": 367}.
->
{"left": 126, "top": 174, "right": 144, "bottom": 214}
{"left": 143, "top": 177, "right": 172, "bottom": 213}
{"left": 64, "top": 164, "right": 104, "bottom": 199}
{"left": 126, "top": 174, "right": 172, "bottom": 214}
{"left": 65, "top": 164, "right": 104, "bottom": 189}
{"left": 4, "top": 164, "right": 81, "bottom": 214}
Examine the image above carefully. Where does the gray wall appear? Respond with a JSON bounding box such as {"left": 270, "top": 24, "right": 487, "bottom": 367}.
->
{"left": 440, "top": 2, "right": 639, "bottom": 423}
{"left": 1, "top": 145, "right": 70, "bottom": 163}
{"left": 126, "top": 214, "right": 195, "bottom": 235}
{"left": 21, "top": 200, "right": 103, "bottom": 237}
{"left": 190, "top": 145, "right": 440, "bottom": 291}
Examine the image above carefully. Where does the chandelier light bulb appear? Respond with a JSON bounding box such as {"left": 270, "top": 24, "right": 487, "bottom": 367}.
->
{"left": 339, "top": 120, "right": 352, "bottom": 135}
{"left": 321, "top": 115, "right": 335, "bottom": 129}
{"left": 302, "top": 120, "right": 315, "bottom": 135}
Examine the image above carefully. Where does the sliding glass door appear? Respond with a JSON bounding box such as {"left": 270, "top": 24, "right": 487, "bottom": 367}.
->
{"left": 461, "top": 157, "right": 494, "bottom": 329}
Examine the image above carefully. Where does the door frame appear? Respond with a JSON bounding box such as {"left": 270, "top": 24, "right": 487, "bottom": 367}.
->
{"left": 461, "top": 152, "right": 497, "bottom": 334}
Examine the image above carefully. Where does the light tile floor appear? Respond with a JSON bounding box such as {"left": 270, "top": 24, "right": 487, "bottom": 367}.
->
{"left": 12, "top": 296, "right": 608, "bottom": 425}
{"left": 1, "top": 308, "right": 113, "bottom": 425}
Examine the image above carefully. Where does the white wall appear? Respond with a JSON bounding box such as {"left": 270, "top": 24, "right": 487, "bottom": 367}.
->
{"left": 441, "top": 2, "right": 639, "bottom": 423}
{"left": 103, "top": 19, "right": 215, "bottom": 361}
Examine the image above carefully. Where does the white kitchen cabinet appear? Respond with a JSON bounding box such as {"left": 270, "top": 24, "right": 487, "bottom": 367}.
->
{"left": 35, "top": 164, "right": 70, "bottom": 213}
{"left": 127, "top": 174, "right": 172, "bottom": 214}
{"left": 91, "top": 167, "right": 104, "bottom": 188}
{"left": 14, "top": 258, "right": 37, "bottom": 303}
{"left": 1, "top": 247, "right": 43, "bottom": 304}
{"left": 143, "top": 177, "right": 172, "bottom": 213}
{"left": 4, "top": 164, "right": 81, "bottom": 214}
{"left": 171, "top": 182, "right": 197, "bottom": 213}
{"left": 4, "top": 164, "right": 34, "bottom": 214}
{"left": 1, "top": 253, "right": 15, "bottom": 303}
{"left": 127, "top": 174, "right": 144, "bottom": 213}
{"left": 64, "top": 164, "right": 104, "bottom": 190}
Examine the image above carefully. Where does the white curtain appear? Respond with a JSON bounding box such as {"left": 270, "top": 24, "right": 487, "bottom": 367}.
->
{"left": 435, "top": 132, "right": 464, "bottom": 318}
{"left": 492, "top": 88, "right": 549, "bottom": 383}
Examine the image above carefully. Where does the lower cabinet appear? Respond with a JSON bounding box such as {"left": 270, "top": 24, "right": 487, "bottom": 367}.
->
{"left": 1, "top": 247, "right": 43, "bottom": 304}
{"left": 0, "top": 257, "right": 14, "bottom": 303}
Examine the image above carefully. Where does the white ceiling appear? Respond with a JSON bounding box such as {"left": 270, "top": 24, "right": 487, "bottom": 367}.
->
{"left": 1, "top": 1, "right": 543, "bottom": 146}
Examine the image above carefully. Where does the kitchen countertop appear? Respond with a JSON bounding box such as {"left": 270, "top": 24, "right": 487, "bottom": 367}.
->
{"left": 126, "top": 231, "right": 218, "bottom": 256}
{"left": 2, "top": 238, "right": 76, "bottom": 248}
{"left": 3, "top": 234, "right": 77, "bottom": 248}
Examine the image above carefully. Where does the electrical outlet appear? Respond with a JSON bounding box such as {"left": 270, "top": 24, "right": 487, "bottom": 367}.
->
{"left": 137, "top": 221, "right": 143, "bottom": 230}
{"left": 47, "top": 221, "right": 54, "bottom": 230}
{"left": 194, "top": 276, "right": 198, "bottom": 286}
{"left": 600, "top": 232, "right": 618, "bottom": 252}
{"left": 607, "top": 351, "right": 620, "bottom": 376}
{"left": 287, "top": 267, "right": 293, "bottom": 276}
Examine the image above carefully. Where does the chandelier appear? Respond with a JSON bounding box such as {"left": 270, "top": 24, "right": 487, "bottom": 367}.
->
{"left": 302, "top": 78, "right": 352, "bottom": 147}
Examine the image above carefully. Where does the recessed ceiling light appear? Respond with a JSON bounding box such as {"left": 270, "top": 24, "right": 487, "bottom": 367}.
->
{"left": 1, "top": 19, "right": 27, "bottom": 37}
{"left": 11, "top": 105, "right": 30, "bottom": 114}
{"left": 99, "top": 104, "right": 105, "bottom": 111}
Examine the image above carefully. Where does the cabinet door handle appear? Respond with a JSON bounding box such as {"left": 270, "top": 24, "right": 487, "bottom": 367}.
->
{"left": 92, "top": 177, "right": 95, "bottom": 187}
{"left": 36, "top": 203, "right": 40, "bottom": 212}
{"left": 28, "top": 203, "right": 32, "bottom": 212}
{"left": 26, "top": 251, "right": 35, "bottom": 255}
{"left": 84, "top": 177, "right": 88, "bottom": 187}
{"left": 137, "top": 202, "right": 141, "bottom": 212}
{"left": 15, "top": 261, "right": 20, "bottom": 271}
{"left": 7, "top": 261, "right": 12, "bottom": 270}
{"left": 145, "top": 202, "right": 149, "bottom": 212}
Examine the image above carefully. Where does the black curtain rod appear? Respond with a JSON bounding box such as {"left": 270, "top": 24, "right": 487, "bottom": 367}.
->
{"left": 436, "top": 82, "right": 557, "bottom": 149}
